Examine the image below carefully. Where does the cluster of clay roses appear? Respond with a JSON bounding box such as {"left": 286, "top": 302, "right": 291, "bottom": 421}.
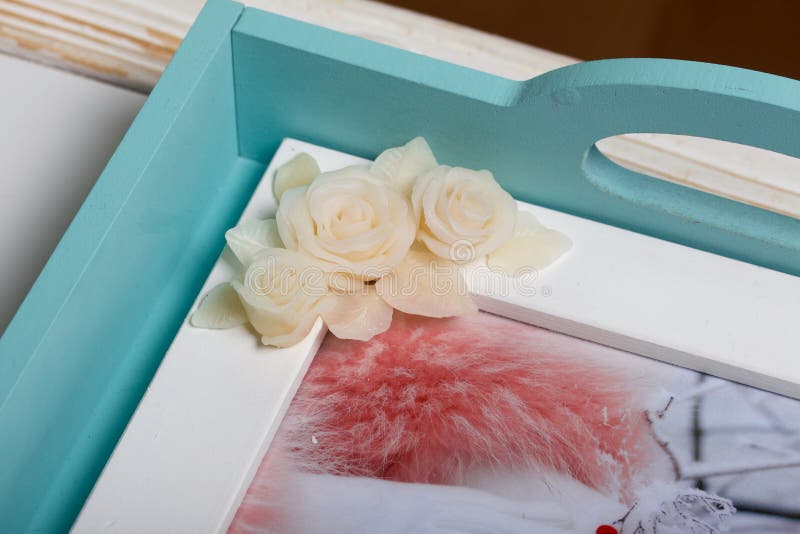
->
{"left": 191, "top": 138, "right": 571, "bottom": 347}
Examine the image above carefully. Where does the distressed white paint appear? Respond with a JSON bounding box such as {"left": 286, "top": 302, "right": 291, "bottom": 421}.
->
{"left": 1, "top": 0, "right": 797, "bottom": 217}
{"left": 74, "top": 139, "right": 800, "bottom": 533}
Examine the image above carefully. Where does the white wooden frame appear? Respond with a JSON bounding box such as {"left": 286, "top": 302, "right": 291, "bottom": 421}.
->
{"left": 72, "top": 139, "right": 800, "bottom": 533}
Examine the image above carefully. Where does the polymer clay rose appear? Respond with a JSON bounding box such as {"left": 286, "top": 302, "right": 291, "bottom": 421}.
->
{"left": 411, "top": 166, "right": 517, "bottom": 263}
{"left": 277, "top": 165, "right": 417, "bottom": 278}
{"left": 192, "top": 137, "right": 572, "bottom": 348}
{"left": 232, "top": 248, "right": 330, "bottom": 347}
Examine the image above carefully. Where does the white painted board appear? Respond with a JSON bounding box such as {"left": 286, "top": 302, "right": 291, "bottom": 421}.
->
{"left": 0, "top": 54, "right": 145, "bottom": 335}
{"left": 73, "top": 138, "right": 800, "bottom": 533}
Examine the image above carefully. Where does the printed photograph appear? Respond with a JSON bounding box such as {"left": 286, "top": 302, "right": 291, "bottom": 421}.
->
{"left": 227, "top": 311, "right": 800, "bottom": 534}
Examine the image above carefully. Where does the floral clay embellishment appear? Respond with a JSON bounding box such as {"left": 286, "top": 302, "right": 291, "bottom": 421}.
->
{"left": 191, "top": 138, "right": 572, "bottom": 347}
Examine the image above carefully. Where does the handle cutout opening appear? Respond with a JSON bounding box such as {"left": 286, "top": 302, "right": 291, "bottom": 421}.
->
{"left": 595, "top": 134, "right": 800, "bottom": 219}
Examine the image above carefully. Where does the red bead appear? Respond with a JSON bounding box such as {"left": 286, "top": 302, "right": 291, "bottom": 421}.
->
{"left": 596, "top": 526, "right": 619, "bottom": 534}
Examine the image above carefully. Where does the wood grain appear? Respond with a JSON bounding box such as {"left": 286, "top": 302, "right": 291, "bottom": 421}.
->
{"left": 0, "top": 0, "right": 797, "bottom": 219}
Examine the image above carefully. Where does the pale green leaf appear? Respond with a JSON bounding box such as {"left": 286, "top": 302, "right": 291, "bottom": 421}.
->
{"left": 225, "top": 219, "right": 283, "bottom": 266}
{"left": 190, "top": 283, "right": 247, "bottom": 329}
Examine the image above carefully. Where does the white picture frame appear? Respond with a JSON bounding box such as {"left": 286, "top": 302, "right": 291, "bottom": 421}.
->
{"left": 73, "top": 139, "right": 800, "bottom": 533}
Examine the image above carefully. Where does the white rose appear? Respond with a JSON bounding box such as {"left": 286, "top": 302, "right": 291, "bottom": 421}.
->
{"left": 276, "top": 165, "right": 417, "bottom": 277}
{"left": 412, "top": 166, "right": 517, "bottom": 262}
{"left": 231, "top": 248, "right": 330, "bottom": 347}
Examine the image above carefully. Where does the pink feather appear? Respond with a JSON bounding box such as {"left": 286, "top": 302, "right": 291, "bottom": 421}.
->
{"left": 230, "top": 312, "right": 659, "bottom": 532}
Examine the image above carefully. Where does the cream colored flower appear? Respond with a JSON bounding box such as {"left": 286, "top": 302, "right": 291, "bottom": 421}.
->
{"left": 231, "top": 248, "right": 330, "bottom": 348}
{"left": 192, "top": 138, "right": 572, "bottom": 348}
{"left": 487, "top": 211, "right": 572, "bottom": 273}
{"left": 277, "top": 165, "right": 417, "bottom": 277}
{"left": 376, "top": 249, "right": 477, "bottom": 317}
{"left": 412, "top": 166, "right": 517, "bottom": 263}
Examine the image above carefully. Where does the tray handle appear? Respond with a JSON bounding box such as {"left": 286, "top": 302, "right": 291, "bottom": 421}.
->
{"left": 521, "top": 58, "right": 800, "bottom": 268}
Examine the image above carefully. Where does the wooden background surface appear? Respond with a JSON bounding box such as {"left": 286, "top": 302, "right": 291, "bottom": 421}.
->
{"left": 385, "top": 0, "right": 800, "bottom": 80}
{"left": 1, "top": 0, "right": 798, "bottom": 219}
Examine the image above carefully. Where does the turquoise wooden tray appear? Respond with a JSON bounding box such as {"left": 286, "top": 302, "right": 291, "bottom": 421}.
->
{"left": 1, "top": 0, "right": 798, "bottom": 531}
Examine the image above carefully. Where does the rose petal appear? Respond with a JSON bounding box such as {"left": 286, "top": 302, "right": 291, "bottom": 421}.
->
{"left": 309, "top": 169, "right": 395, "bottom": 256}
{"left": 275, "top": 186, "right": 311, "bottom": 252}
{"left": 190, "top": 282, "right": 247, "bottom": 329}
{"left": 412, "top": 166, "right": 516, "bottom": 261}
{"left": 487, "top": 229, "right": 572, "bottom": 273}
{"left": 371, "top": 137, "right": 438, "bottom": 195}
{"left": 322, "top": 286, "right": 393, "bottom": 341}
{"left": 278, "top": 167, "right": 417, "bottom": 276}
{"left": 376, "top": 250, "right": 477, "bottom": 317}
{"left": 225, "top": 219, "right": 283, "bottom": 266}
{"left": 273, "top": 152, "right": 320, "bottom": 201}
{"left": 232, "top": 280, "right": 328, "bottom": 348}
{"left": 229, "top": 248, "right": 331, "bottom": 347}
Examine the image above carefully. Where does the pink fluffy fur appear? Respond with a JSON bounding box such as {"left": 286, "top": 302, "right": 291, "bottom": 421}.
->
{"left": 230, "top": 312, "right": 659, "bottom": 532}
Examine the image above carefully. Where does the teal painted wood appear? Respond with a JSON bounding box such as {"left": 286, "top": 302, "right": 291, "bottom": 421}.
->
{"left": 0, "top": 1, "right": 254, "bottom": 532}
{"left": 0, "top": 0, "right": 798, "bottom": 531}
{"left": 233, "top": 8, "right": 800, "bottom": 275}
